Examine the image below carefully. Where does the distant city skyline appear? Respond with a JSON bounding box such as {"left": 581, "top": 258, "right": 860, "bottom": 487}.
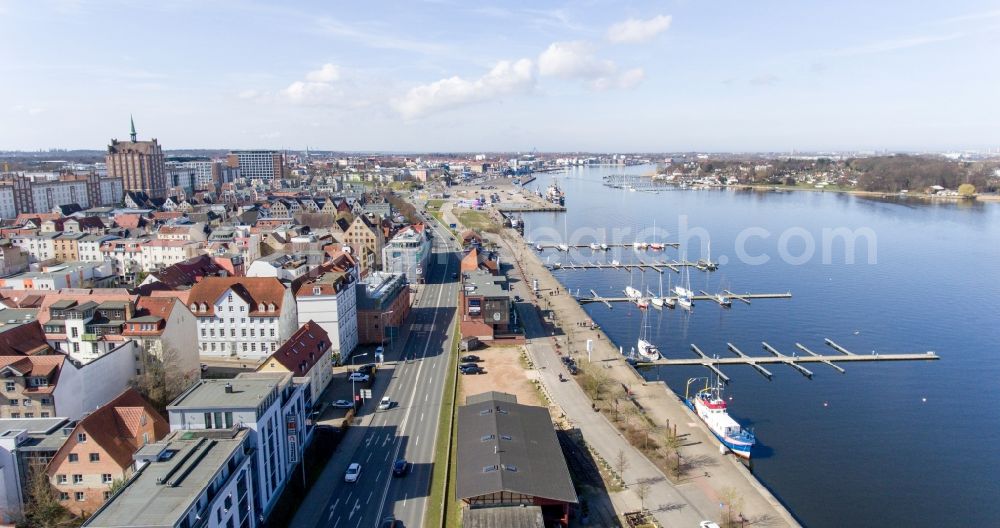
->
{"left": 2, "top": 1, "right": 999, "bottom": 152}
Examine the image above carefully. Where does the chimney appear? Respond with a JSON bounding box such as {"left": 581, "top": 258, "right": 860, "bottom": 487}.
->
{"left": 224, "top": 383, "right": 233, "bottom": 394}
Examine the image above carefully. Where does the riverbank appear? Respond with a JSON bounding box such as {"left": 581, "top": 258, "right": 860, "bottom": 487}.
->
{"left": 490, "top": 223, "right": 800, "bottom": 527}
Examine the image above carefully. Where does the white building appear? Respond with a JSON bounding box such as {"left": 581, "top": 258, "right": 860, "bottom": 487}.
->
{"left": 0, "top": 261, "right": 114, "bottom": 291}
{"left": 295, "top": 268, "right": 358, "bottom": 362}
{"left": 167, "top": 373, "right": 308, "bottom": 520}
{"left": 78, "top": 234, "right": 120, "bottom": 262}
{"left": 138, "top": 239, "right": 202, "bottom": 272}
{"left": 188, "top": 277, "right": 297, "bottom": 360}
{"left": 0, "top": 186, "right": 16, "bottom": 219}
{"left": 382, "top": 223, "right": 432, "bottom": 283}
{"left": 84, "top": 428, "right": 257, "bottom": 528}
{"left": 227, "top": 150, "right": 282, "bottom": 182}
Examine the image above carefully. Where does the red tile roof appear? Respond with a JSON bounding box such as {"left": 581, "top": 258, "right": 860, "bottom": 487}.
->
{"left": 0, "top": 321, "right": 53, "bottom": 356}
{"left": 264, "top": 321, "right": 330, "bottom": 376}
{"left": 187, "top": 277, "right": 287, "bottom": 317}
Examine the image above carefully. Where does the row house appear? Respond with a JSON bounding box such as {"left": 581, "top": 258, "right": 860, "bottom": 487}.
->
{"left": 46, "top": 388, "right": 168, "bottom": 516}
{"left": 100, "top": 238, "right": 148, "bottom": 285}
{"left": 138, "top": 239, "right": 202, "bottom": 272}
{"left": 342, "top": 214, "right": 385, "bottom": 275}
{"left": 187, "top": 277, "right": 297, "bottom": 360}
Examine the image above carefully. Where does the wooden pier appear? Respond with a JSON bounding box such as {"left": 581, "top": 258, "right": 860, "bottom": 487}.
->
{"left": 639, "top": 339, "right": 939, "bottom": 380}
{"left": 550, "top": 259, "right": 721, "bottom": 274}
{"left": 576, "top": 291, "right": 791, "bottom": 306}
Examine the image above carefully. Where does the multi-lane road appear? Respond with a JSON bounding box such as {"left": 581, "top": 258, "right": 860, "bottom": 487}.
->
{"left": 292, "top": 216, "right": 460, "bottom": 528}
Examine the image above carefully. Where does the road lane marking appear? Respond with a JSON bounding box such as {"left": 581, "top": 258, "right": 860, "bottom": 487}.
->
{"left": 420, "top": 412, "right": 424, "bottom": 422}
{"left": 415, "top": 435, "right": 420, "bottom": 447}
{"left": 372, "top": 247, "right": 452, "bottom": 527}
{"left": 367, "top": 491, "right": 374, "bottom": 504}
{"left": 366, "top": 451, "right": 373, "bottom": 462}
{"left": 384, "top": 450, "right": 390, "bottom": 461}
{"left": 425, "top": 394, "right": 428, "bottom": 402}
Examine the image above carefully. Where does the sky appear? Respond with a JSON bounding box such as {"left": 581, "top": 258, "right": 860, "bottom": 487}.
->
{"left": 1, "top": 0, "right": 999, "bottom": 152}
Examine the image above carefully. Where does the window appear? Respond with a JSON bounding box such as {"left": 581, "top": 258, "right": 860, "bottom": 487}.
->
{"left": 201, "top": 328, "right": 206, "bottom": 337}
{"left": 75, "top": 492, "right": 84, "bottom": 502}
{"left": 77, "top": 433, "right": 87, "bottom": 442}
{"left": 24, "top": 412, "right": 33, "bottom": 418}
{"left": 72, "top": 474, "right": 83, "bottom": 484}
{"left": 57, "top": 474, "right": 67, "bottom": 484}
{"left": 4, "top": 382, "right": 13, "bottom": 391}
{"left": 59, "top": 492, "right": 69, "bottom": 501}
{"left": 9, "top": 413, "right": 18, "bottom": 418}
{"left": 41, "top": 398, "right": 50, "bottom": 405}
{"left": 8, "top": 399, "right": 16, "bottom": 406}
{"left": 68, "top": 453, "right": 78, "bottom": 463}
{"left": 103, "top": 491, "right": 112, "bottom": 500}
{"left": 89, "top": 453, "right": 100, "bottom": 462}
{"left": 101, "top": 473, "right": 112, "bottom": 484}
{"left": 41, "top": 412, "right": 50, "bottom": 417}
{"left": 22, "top": 399, "right": 31, "bottom": 406}
{"left": 270, "top": 329, "right": 275, "bottom": 337}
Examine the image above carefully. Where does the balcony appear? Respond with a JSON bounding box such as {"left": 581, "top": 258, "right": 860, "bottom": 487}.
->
{"left": 81, "top": 333, "right": 99, "bottom": 341}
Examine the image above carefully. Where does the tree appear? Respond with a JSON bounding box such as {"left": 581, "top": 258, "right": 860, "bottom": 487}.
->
{"left": 958, "top": 183, "right": 976, "bottom": 196}
{"left": 635, "top": 477, "right": 652, "bottom": 510}
{"left": 720, "top": 487, "right": 744, "bottom": 528}
{"left": 613, "top": 448, "right": 630, "bottom": 487}
{"left": 131, "top": 345, "right": 196, "bottom": 414}
{"left": 20, "top": 463, "right": 80, "bottom": 528}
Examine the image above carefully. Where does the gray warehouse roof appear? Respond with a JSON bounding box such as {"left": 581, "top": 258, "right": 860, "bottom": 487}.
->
{"left": 456, "top": 394, "right": 577, "bottom": 505}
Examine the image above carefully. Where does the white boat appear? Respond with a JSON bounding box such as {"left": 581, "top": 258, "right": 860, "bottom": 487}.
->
{"left": 557, "top": 243, "right": 569, "bottom": 252}
{"left": 589, "top": 242, "right": 601, "bottom": 250}
{"left": 636, "top": 310, "right": 660, "bottom": 361}
{"left": 714, "top": 293, "right": 732, "bottom": 307}
{"left": 685, "top": 378, "right": 754, "bottom": 458}
{"left": 676, "top": 253, "right": 694, "bottom": 310}
{"left": 599, "top": 243, "right": 609, "bottom": 251}
{"left": 624, "top": 286, "right": 642, "bottom": 299}
{"left": 632, "top": 242, "right": 643, "bottom": 250}
{"left": 534, "top": 243, "right": 543, "bottom": 252}
{"left": 677, "top": 295, "right": 693, "bottom": 310}
{"left": 610, "top": 259, "right": 621, "bottom": 267}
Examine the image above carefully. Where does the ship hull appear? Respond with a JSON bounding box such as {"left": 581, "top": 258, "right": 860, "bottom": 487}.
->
{"left": 685, "top": 398, "right": 754, "bottom": 459}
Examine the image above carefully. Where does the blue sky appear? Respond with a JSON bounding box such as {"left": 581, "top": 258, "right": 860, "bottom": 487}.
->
{"left": 1, "top": 0, "right": 999, "bottom": 152}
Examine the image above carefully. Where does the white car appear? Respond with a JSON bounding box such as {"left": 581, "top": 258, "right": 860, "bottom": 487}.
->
{"left": 344, "top": 463, "right": 361, "bottom": 483}
{"left": 378, "top": 397, "right": 392, "bottom": 410}
{"left": 348, "top": 372, "right": 370, "bottom": 383}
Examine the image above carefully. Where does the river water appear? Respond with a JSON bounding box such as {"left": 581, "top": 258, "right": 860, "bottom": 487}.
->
{"left": 518, "top": 164, "right": 1000, "bottom": 528}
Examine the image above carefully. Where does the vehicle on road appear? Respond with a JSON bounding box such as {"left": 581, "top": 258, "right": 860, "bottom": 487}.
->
{"left": 451, "top": 272, "right": 458, "bottom": 278}
{"left": 378, "top": 397, "right": 392, "bottom": 410}
{"left": 331, "top": 400, "right": 354, "bottom": 409}
{"left": 460, "top": 355, "right": 481, "bottom": 362}
{"left": 348, "top": 372, "right": 370, "bottom": 383}
{"left": 358, "top": 363, "right": 376, "bottom": 375}
{"left": 344, "top": 463, "right": 361, "bottom": 483}
{"left": 392, "top": 459, "right": 409, "bottom": 477}
{"left": 381, "top": 517, "right": 401, "bottom": 527}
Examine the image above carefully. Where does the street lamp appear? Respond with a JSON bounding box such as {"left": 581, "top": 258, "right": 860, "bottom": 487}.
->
{"left": 351, "top": 352, "right": 369, "bottom": 406}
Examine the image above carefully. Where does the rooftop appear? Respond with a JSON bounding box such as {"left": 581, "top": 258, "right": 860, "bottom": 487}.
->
{"left": 463, "top": 270, "right": 508, "bottom": 298}
{"left": 168, "top": 373, "right": 288, "bottom": 410}
{"left": 84, "top": 428, "right": 249, "bottom": 528}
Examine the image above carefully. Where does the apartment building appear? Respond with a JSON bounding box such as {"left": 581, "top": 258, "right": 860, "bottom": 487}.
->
{"left": 355, "top": 272, "right": 410, "bottom": 345}
{"left": 166, "top": 373, "right": 307, "bottom": 519}
{"left": 382, "top": 223, "right": 432, "bottom": 283}
{"left": 295, "top": 262, "right": 358, "bottom": 361}
{"left": 46, "top": 388, "right": 168, "bottom": 516}
{"left": 187, "top": 277, "right": 297, "bottom": 359}
{"left": 227, "top": 150, "right": 283, "bottom": 182}
{"left": 83, "top": 428, "right": 256, "bottom": 528}
{"left": 257, "top": 321, "right": 333, "bottom": 405}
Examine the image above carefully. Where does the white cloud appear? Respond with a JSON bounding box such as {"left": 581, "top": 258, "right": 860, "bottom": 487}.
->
{"left": 280, "top": 63, "right": 345, "bottom": 105}
{"left": 392, "top": 58, "right": 535, "bottom": 119}
{"left": 305, "top": 63, "right": 340, "bottom": 83}
{"left": 607, "top": 15, "right": 672, "bottom": 44}
{"left": 538, "top": 41, "right": 615, "bottom": 79}
{"left": 538, "top": 42, "right": 646, "bottom": 90}
{"left": 592, "top": 68, "right": 645, "bottom": 91}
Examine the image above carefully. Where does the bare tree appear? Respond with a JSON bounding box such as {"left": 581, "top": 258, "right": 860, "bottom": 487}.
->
{"left": 635, "top": 478, "right": 652, "bottom": 510}
{"left": 131, "top": 344, "right": 196, "bottom": 414}
{"left": 720, "top": 486, "right": 744, "bottom": 528}
{"left": 20, "top": 462, "right": 80, "bottom": 528}
{"left": 613, "top": 448, "right": 630, "bottom": 487}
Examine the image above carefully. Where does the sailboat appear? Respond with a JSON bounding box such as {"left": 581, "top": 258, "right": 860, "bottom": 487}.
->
{"left": 675, "top": 254, "right": 694, "bottom": 311}
{"left": 557, "top": 215, "right": 569, "bottom": 252}
{"left": 636, "top": 309, "right": 660, "bottom": 361}
{"left": 623, "top": 269, "right": 642, "bottom": 300}
{"left": 651, "top": 274, "right": 675, "bottom": 309}
{"left": 697, "top": 240, "right": 719, "bottom": 271}
{"left": 650, "top": 219, "right": 665, "bottom": 251}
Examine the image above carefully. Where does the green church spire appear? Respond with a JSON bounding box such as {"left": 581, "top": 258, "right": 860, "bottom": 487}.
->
{"left": 130, "top": 115, "right": 137, "bottom": 142}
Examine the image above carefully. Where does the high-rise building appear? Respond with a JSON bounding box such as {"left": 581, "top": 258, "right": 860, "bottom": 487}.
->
{"left": 227, "top": 150, "right": 283, "bottom": 181}
{"left": 106, "top": 117, "right": 167, "bottom": 198}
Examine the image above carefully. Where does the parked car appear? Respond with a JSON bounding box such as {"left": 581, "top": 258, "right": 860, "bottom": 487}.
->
{"left": 358, "top": 364, "right": 376, "bottom": 375}
{"left": 513, "top": 295, "right": 522, "bottom": 302}
{"left": 332, "top": 399, "right": 354, "bottom": 409}
{"left": 568, "top": 364, "right": 579, "bottom": 375}
{"left": 460, "top": 365, "right": 483, "bottom": 375}
{"left": 381, "top": 516, "right": 401, "bottom": 527}
{"left": 392, "top": 459, "right": 409, "bottom": 477}
{"left": 460, "top": 355, "right": 481, "bottom": 362}
{"left": 378, "top": 397, "right": 392, "bottom": 410}
{"left": 344, "top": 463, "right": 362, "bottom": 483}
{"left": 348, "top": 372, "right": 370, "bottom": 383}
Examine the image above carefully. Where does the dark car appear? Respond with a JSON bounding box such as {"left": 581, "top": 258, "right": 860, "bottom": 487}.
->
{"left": 459, "top": 362, "right": 479, "bottom": 370}
{"left": 568, "top": 364, "right": 580, "bottom": 375}
{"left": 358, "top": 364, "right": 376, "bottom": 375}
{"left": 460, "top": 355, "right": 481, "bottom": 362}
{"left": 459, "top": 365, "right": 483, "bottom": 375}
{"left": 392, "top": 459, "right": 409, "bottom": 477}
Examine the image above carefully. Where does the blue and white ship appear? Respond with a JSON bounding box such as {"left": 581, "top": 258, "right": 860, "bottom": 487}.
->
{"left": 685, "top": 379, "right": 755, "bottom": 459}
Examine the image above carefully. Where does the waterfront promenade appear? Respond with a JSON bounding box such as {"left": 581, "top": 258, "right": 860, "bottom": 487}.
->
{"left": 441, "top": 199, "right": 798, "bottom": 526}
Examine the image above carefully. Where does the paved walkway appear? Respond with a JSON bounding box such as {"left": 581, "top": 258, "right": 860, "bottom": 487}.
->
{"left": 495, "top": 229, "right": 799, "bottom": 528}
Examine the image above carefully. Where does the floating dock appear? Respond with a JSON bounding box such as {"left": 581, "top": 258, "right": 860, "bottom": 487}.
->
{"left": 576, "top": 291, "right": 791, "bottom": 307}
{"left": 639, "top": 339, "right": 939, "bottom": 380}
{"left": 551, "top": 259, "right": 721, "bottom": 274}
